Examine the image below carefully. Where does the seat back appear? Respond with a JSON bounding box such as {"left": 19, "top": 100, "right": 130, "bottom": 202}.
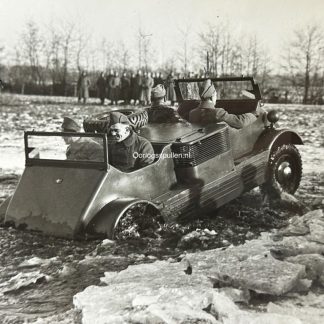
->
{"left": 177, "top": 99, "right": 259, "bottom": 122}
{"left": 215, "top": 99, "right": 258, "bottom": 114}
{"left": 177, "top": 100, "right": 200, "bottom": 121}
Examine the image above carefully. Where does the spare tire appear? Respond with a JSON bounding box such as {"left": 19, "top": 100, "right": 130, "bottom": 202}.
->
{"left": 83, "top": 112, "right": 111, "bottom": 133}
{"left": 83, "top": 109, "right": 149, "bottom": 133}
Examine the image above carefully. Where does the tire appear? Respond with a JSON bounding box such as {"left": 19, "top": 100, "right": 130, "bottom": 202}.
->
{"left": 83, "top": 112, "right": 111, "bottom": 133}
{"left": 261, "top": 144, "right": 302, "bottom": 197}
{"left": 83, "top": 109, "right": 147, "bottom": 133}
{"left": 113, "top": 203, "right": 164, "bottom": 240}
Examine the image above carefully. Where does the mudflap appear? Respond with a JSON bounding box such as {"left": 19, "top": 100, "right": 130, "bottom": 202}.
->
{"left": 4, "top": 166, "right": 105, "bottom": 238}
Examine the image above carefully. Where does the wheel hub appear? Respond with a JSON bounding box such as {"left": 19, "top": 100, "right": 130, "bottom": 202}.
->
{"left": 277, "top": 161, "right": 292, "bottom": 182}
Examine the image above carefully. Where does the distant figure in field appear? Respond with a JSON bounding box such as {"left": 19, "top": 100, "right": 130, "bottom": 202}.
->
{"left": 132, "top": 70, "right": 143, "bottom": 105}
{"left": 141, "top": 71, "right": 154, "bottom": 106}
{"left": 96, "top": 72, "right": 106, "bottom": 105}
{"left": 129, "top": 72, "right": 137, "bottom": 105}
{"left": 77, "top": 71, "right": 90, "bottom": 104}
{"left": 106, "top": 69, "right": 114, "bottom": 103}
{"left": 109, "top": 71, "right": 121, "bottom": 105}
{"left": 61, "top": 117, "right": 103, "bottom": 161}
{"left": 165, "top": 71, "right": 176, "bottom": 106}
{"left": 120, "top": 72, "right": 131, "bottom": 105}
{"left": 0, "top": 78, "right": 4, "bottom": 92}
{"left": 154, "top": 72, "right": 164, "bottom": 87}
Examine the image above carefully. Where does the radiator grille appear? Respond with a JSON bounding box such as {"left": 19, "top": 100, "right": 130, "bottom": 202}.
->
{"left": 172, "top": 127, "right": 230, "bottom": 167}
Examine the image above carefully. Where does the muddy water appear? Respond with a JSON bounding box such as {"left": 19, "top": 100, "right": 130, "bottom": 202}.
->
{"left": 0, "top": 95, "right": 324, "bottom": 323}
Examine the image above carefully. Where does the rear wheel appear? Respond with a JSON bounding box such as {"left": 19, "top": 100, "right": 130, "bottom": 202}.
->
{"left": 261, "top": 144, "right": 302, "bottom": 197}
{"left": 113, "top": 203, "right": 164, "bottom": 240}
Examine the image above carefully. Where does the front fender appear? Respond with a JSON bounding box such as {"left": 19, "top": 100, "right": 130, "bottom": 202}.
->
{"left": 85, "top": 198, "right": 159, "bottom": 238}
{"left": 254, "top": 128, "right": 303, "bottom": 153}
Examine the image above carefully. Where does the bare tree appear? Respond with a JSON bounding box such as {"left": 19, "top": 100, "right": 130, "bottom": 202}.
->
{"left": 43, "top": 17, "right": 91, "bottom": 95}
{"left": 244, "top": 36, "right": 259, "bottom": 75}
{"left": 177, "top": 24, "right": 192, "bottom": 75}
{"left": 199, "top": 22, "right": 272, "bottom": 81}
{"left": 118, "top": 42, "right": 131, "bottom": 71}
{"left": 98, "top": 38, "right": 115, "bottom": 71}
{"left": 43, "top": 23, "right": 62, "bottom": 94}
{"left": 199, "top": 22, "right": 240, "bottom": 77}
{"left": 220, "top": 27, "right": 235, "bottom": 76}
{"left": 0, "top": 45, "right": 4, "bottom": 64}
{"left": 9, "top": 47, "right": 30, "bottom": 93}
{"left": 0, "top": 45, "right": 5, "bottom": 77}
{"left": 282, "top": 23, "right": 324, "bottom": 104}
{"left": 61, "top": 21, "right": 76, "bottom": 94}
{"left": 142, "top": 34, "right": 153, "bottom": 71}
{"left": 199, "top": 22, "right": 223, "bottom": 76}
{"left": 74, "top": 24, "right": 90, "bottom": 73}
{"left": 241, "top": 35, "right": 271, "bottom": 87}
{"left": 137, "top": 21, "right": 153, "bottom": 71}
{"left": 21, "top": 20, "right": 45, "bottom": 85}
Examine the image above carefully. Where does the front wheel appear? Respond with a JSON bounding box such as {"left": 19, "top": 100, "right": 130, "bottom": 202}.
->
{"left": 261, "top": 144, "right": 302, "bottom": 197}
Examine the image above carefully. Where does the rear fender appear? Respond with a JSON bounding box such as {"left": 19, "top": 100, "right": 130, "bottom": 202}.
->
{"left": 254, "top": 129, "right": 303, "bottom": 154}
{"left": 86, "top": 198, "right": 160, "bottom": 238}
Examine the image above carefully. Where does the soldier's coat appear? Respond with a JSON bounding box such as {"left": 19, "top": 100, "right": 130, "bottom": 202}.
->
{"left": 108, "top": 131, "right": 154, "bottom": 172}
{"left": 66, "top": 137, "right": 104, "bottom": 162}
{"left": 189, "top": 100, "right": 257, "bottom": 128}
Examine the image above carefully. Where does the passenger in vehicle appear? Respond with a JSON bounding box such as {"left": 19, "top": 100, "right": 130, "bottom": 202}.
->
{"left": 108, "top": 112, "right": 154, "bottom": 172}
{"left": 61, "top": 117, "right": 104, "bottom": 162}
{"left": 146, "top": 84, "right": 182, "bottom": 123}
{"left": 189, "top": 79, "right": 257, "bottom": 128}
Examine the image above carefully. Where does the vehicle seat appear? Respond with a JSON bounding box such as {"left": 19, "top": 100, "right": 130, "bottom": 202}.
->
{"left": 215, "top": 99, "right": 258, "bottom": 115}
{"left": 177, "top": 100, "right": 200, "bottom": 121}
{"left": 146, "top": 107, "right": 181, "bottom": 123}
{"left": 178, "top": 99, "right": 258, "bottom": 121}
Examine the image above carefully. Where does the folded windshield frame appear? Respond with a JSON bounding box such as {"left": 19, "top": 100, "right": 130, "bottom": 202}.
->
{"left": 174, "top": 77, "right": 261, "bottom": 102}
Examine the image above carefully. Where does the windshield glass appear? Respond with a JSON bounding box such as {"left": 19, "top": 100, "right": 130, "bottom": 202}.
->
{"left": 178, "top": 79, "right": 256, "bottom": 100}
{"left": 26, "top": 132, "right": 106, "bottom": 164}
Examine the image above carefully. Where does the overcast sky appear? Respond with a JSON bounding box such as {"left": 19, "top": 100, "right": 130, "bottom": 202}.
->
{"left": 0, "top": 0, "right": 323, "bottom": 67}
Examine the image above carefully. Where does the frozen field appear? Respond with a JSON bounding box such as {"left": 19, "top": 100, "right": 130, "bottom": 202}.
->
{"left": 0, "top": 94, "right": 323, "bottom": 323}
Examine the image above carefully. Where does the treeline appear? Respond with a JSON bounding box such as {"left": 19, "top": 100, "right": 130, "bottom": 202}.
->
{"left": 0, "top": 19, "right": 324, "bottom": 104}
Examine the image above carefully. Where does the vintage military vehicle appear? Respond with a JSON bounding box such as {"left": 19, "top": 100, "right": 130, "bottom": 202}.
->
{"left": 0, "top": 77, "right": 303, "bottom": 239}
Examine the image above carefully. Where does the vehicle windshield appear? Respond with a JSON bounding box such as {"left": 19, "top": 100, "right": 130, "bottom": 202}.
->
{"left": 178, "top": 79, "right": 256, "bottom": 100}
{"left": 25, "top": 132, "right": 107, "bottom": 166}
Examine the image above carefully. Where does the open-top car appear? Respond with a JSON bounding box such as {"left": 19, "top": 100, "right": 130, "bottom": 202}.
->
{"left": 0, "top": 76, "right": 303, "bottom": 239}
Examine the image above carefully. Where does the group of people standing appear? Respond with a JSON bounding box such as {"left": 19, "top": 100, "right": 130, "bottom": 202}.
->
{"left": 77, "top": 70, "right": 177, "bottom": 106}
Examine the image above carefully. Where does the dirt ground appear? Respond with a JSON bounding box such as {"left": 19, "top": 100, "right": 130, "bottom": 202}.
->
{"left": 0, "top": 94, "right": 323, "bottom": 323}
